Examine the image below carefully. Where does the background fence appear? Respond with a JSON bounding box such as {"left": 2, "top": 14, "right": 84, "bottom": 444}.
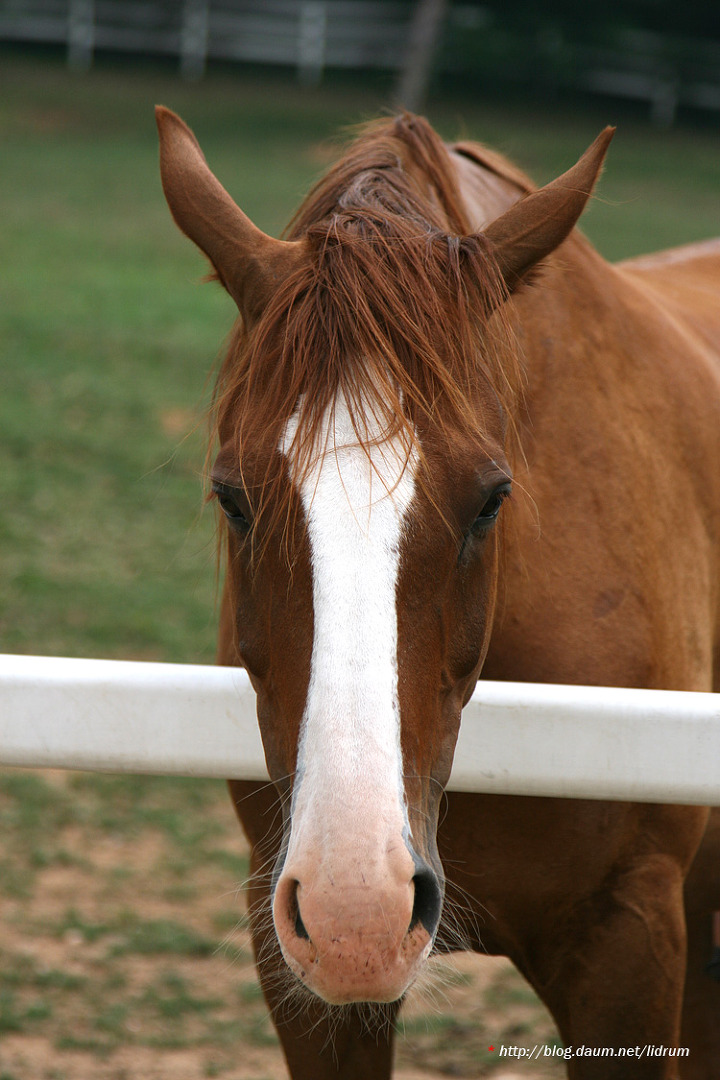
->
{"left": 2, "top": 0, "right": 720, "bottom": 123}
{"left": 2, "top": 653, "right": 719, "bottom": 805}
{"left": 2, "top": 0, "right": 411, "bottom": 81}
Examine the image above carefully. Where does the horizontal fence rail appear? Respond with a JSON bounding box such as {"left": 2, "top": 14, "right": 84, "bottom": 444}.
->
{"left": 2, "top": 2, "right": 720, "bottom": 122}
{"left": 1, "top": 654, "right": 719, "bottom": 804}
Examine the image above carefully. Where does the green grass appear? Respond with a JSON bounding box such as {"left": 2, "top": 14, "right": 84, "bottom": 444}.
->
{"left": 0, "top": 51, "right": 717, "bottom": 1079}
{"left": 1, "top": 51, "right": 718, "bottom": 663}
{"left": 48, "top": 909, "right": 218, "bottom": 956}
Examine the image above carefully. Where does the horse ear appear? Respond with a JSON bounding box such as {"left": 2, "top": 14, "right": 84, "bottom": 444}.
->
{"left": 483, "top": 127, "right": 615, "bottom": 291}
{"left": 155, "top": 106, "right": 302, "bottom": 319}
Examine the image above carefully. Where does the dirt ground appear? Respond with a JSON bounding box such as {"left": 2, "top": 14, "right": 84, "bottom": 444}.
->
{"left": 0, "top": 770, "right": 562, "bottom": 1080}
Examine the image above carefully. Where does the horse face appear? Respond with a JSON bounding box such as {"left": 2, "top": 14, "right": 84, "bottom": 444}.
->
{"left": 157, "top": 106, "right": 610, "bottom": 1005}
{"left": 213, "top": 383, "right": 510, "bottom": 1005}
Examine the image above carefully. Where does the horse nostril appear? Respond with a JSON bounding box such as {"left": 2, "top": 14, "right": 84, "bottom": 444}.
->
{"left": 410, "top": 866, "right": 443, "bottom": 937}
{"left": 295, "top": 905, "right": 310, "bottom": 940}
{"left": 287, "top": 879, "right": 310, "bottom": 941}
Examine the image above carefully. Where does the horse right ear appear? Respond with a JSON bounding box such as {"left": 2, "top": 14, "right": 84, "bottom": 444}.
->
{"left": 155, "top": 106, "right": 302, "bottom": 320}
{"left": 483, "top": 127, "right": 615, "bottom": 292}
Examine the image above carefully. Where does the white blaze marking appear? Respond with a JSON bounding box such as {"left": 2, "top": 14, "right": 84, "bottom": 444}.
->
{"left": 282, "top": 394, "right": 417, "bottom": 839}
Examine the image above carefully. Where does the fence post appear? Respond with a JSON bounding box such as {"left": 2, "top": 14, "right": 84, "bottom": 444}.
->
{"left": 298, "top": 1, "right": 327, "bottom": 86}
{"left": 395, "top": 0, "right": 448, "bottom": 111}
{"left": 651, "top": 79, "right": 679, "bottom": 127}
{"left": 181, "top": 0, "right": 209, "bottom": 81}
{"left": 67, "top": 0, "right": 95, "bottom": 71}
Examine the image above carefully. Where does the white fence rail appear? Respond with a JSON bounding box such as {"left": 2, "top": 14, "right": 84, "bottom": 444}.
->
{"left": 2, "top": 2, "right": 720, "bottom": 121}
{"left": 0, "top": 0, "right": 411, "bottom": 82}
{"left": 1, "top": 653, "right": 719, "bottom": 805}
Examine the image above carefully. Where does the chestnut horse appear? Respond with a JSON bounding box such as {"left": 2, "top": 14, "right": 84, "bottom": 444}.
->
{"left": 156, "top": 106, "right": 720, "bottom": 1077}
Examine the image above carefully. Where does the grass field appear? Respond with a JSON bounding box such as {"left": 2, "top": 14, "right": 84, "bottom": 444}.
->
{"left": 0, "top": 50, "right": 718, "bottom": 1080}
{"left": 2, "top": 52, "right": 719, "bottom": 662}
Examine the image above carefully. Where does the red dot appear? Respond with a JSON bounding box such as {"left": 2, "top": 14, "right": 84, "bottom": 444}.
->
{"left": 488, "top": 1046, "right": 495, "bottom": 1051}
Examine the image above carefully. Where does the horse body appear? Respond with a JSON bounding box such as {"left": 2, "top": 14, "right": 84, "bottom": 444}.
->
{"left": 426, "top": 150, "right": 720, "bottom": 1072}
{"left": 157, "top": 107, "right": 720, "bottom": 1077}
{"left": 490, "top": 247, "right": 720, "bottom": 694}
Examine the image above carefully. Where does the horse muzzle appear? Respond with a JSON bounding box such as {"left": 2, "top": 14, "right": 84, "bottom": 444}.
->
{"left": 272, "top": 832, "right": 443, "bottom": 1004}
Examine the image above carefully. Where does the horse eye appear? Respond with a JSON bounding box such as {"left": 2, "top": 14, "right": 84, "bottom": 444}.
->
{"left": 212, "top": 484, "right": 251, "bottom": 530}
{"left": 472, "top": 483, "right": 511, "bottom": 532}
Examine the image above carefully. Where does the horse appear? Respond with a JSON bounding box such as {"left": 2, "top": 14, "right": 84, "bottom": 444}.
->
{"left": 156, "top": 105, "right": 720, "bottom": 1078}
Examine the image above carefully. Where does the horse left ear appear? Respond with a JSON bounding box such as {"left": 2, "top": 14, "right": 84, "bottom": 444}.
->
{"left": 483, "top": 127, "right": 615, "bottom": 291}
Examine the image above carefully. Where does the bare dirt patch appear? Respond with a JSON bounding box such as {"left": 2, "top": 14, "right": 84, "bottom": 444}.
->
{"left": 0, "top": 769, "right": 562, "bottom": 1079}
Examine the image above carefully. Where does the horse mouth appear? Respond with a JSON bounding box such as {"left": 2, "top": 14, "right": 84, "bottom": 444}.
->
{"left": 279, "top": 924, "right": 434, "bottom": 1006}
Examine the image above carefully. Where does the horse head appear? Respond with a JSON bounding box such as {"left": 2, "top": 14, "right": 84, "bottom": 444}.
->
{"left": 157, "top": 107, "right": 611, "bottom": 1005}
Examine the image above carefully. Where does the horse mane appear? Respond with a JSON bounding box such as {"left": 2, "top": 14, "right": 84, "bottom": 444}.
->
{"left": 212, "top": 113, "right": 523, "bottom": 544}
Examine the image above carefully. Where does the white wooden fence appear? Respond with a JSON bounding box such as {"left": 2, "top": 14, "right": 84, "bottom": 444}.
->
{"left": 1, "top": 653, "right": 719, "bottom": 805}
{"left": 0, "top": 0, "right": 411, "bottom": 82}
{"left": 2, "top": 1, "right": 720, "bottom": 121}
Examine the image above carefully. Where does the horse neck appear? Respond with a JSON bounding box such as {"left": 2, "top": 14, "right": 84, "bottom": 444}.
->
{"left": 448, "top": 142, "right": 649, "bottom": 535}
{"left": 448, "top": 141, "right": 532, "bottom": 229}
